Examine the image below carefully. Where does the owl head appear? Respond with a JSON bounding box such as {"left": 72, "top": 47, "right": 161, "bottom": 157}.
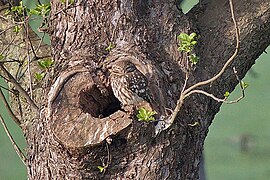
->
{"left": 111, "top": 60, "right": 137, "bottom": 75}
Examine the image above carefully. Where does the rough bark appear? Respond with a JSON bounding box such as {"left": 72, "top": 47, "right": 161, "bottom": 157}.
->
{"left": 25, "top": 0, "right": 270, "bottom": 179}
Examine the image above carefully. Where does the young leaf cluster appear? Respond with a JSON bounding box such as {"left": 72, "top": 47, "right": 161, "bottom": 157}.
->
{"left": 29, "top": 4, "right": 51, "bottom": 17}
{"left": 0, "top": 54, "right": 4, "bottom": 60}
{"left": 241, "top": 81, "right": 249, "bottom": 90}
{"left": 8, "top": 1, "right": 50, "bottom": 20}
{"left": 38, "top": 59, "right": 54, "bottom": 70}
{"left": 177, "top": 32, "right": 200, "bottom": 65}
{"left": 4, "top": 0, "right": 51, "bottom": 44}
{"left": 34, "top": 59, "right": 54, "bottom": 82}
{"left": 8, "top": 1, "right": 26, "bottom": 22}
{"left": 178, "top": 33, "right": 197, "bottom": 53}
{"left": 224, "top": 91, "right": 230, "bottom": 98}
{"left": 97, "top": 165, "right": 105, "bottom": 173}
{"left": 105, "top": 42, "right": 114, "bottom": 52}
{"left": 136, "top": 108, "right": 157, "bottom": 122}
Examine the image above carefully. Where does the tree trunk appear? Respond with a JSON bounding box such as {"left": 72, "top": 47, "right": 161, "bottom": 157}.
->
{"left": 25, "top": 0, "right": 270, "bottom": 179}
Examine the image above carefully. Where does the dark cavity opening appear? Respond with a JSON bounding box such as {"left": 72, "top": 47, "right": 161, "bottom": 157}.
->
{"left": 79, "top": 86, "right": 121, "bottom": 118}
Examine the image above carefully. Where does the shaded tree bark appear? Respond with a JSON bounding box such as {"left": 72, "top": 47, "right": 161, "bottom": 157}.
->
{"left": 24, "top": 0, "right": 270, "bottom": 179}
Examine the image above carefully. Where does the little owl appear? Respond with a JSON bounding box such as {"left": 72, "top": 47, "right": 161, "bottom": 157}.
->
{"left": 109, "top": 59, "right": 152, "bottom": 109}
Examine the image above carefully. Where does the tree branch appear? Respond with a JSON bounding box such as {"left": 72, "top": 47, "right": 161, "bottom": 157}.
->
{"left": 157, "top": 0, "right": 240, "bottom": 132}
{"left": 0, "top": 113, "right": 26, "bottom": 165}
{"left": 183, "top": 0, "right": 240, "bottom": 96}
{"left": 0, "top": 64, "right": 39, "bottom": 112}
{"left": 0, "top": 88, "right": 21, "bottom": 125}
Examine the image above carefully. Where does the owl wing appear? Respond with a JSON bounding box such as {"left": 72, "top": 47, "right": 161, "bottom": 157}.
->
{"left": 127, "top": 71, "right": 152, "bottom": 103}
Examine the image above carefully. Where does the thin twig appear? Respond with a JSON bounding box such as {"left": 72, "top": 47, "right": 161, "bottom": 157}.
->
{"left": 183, "top": 0, "right": 240, "bottom": 96}
{"left": 185, "top": 89, "right": 244, "bottom": 104}
{"left": 24, "top": 19, "right": 34, "bottom": 99}
{"left": 166, "top": 0, "right": 240, "bottom": 128}
{"left": 0, "top": 88, "right": 21, "bottom": 125}
{"left": 184, "top": 66, "right": 245, "bottom": 104}
{"left": 180, "top": 56, "right": 190, "bottom": 95}
{"left": 168, "top": 95, "right": 185, "bottom": 126}
{"left": 0, "top": 84, "right": 15, "bottom": 94}
{"left": 35, "top": 33, "right": 46, "bottom": 53}
{"left": 0, "top": 26, "right": 13, "bottom": 36}
{"left": 0, "top": 113, "right": 26, "bottom": 165}
{"left": 24, "top": 17, "right": 37, "bottom": 58}
{"left": 0, "top": 59, "right": 21, "bottom": 63}
{"left": 1, "top": 35, "right": 16, "bottom": 55}
{"left": 0, "top": 73, "right": 10, "bottom": 82}
{"left": 0, "top": 64, "right": 39, "bottom": 111}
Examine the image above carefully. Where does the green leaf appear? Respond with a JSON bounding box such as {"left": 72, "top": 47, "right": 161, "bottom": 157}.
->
{"left": 32, "top": 4, "right": 51, "bottom": 17}
{"left": 178, "top": 32, "right": 198, "bottom": 54}
{"left": 177, "top": 33, "right": 189, "bottom": 41}
{"left": 190, "top": 41, "right": 197, "bottom": 45}
{"left": 28, "top": 15, "right": 51, "bottom": 45}
{"left": 97, "top": 166, "right": 105, "bottom": 173}
{"left": 189, "top": 54, "right": 199, "bottom": 65}
{"left": 224, "top": 91, "right": 230, "bottom": 97}
{"left": 29, "top": 9, "right": 41, "bottom": 15}
{"left": 13, "top": 26, "right": 21, "bottom": 33}
{"left": 38, "top": 59, "right": 54, "bottom": 69}
{"left": 11, "top": 1, "right": 24, "bottom": 16}
{"left": 189, "top": 32, "right": 197, "bottom": 40}
{"left": 0, "top": 54, "right": 4, "bottom": 60}
{"left": 34, "top": 72, "right": 45, "bottom": 81}
{"left": 23, "top": 0, "right": 51, "bottom": 45}
{"left": 23, "top": 0, "right": 50, "bottom": 9}
{"left": 105, "top": 42, "right": 114, "bottom": 51}
{"left": 136, "top": 107, "right": 157, "bottom": 122}
{"left": 241, "top": 81, "right": 249, "bottom": 89}
{"left": 4, "top": 9, "right": 10, "bottom": 15}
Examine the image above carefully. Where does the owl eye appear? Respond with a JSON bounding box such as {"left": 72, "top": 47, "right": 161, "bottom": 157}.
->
{"left": 112, "top": 65, "right": 122, "bottom": 73}
{"left": 125, "top": 64, "right": 136, "bottom": 72}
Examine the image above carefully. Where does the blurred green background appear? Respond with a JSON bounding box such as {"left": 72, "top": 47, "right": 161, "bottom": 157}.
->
{"left": 205, "top": 46, "right": 270, "bottom": 180}
{"left": 1, "top": 1, "right": 270, "bottom": 179}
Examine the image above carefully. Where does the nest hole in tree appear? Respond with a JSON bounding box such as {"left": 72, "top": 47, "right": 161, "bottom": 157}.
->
{"left": 78, "top": 85, "right": 121, "bottom": 118}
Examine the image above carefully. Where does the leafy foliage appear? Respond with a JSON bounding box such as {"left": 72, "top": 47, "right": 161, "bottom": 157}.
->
{"left": 0, "top": 54, "right": 4, "bottom": 60}
{"left": 34, "top": 72, "right": 45, "bottom": 81}
{"left": 23, "top": 0, "right": 51, "bottom": 44}
{"left": 29, "top": 3, "right": 51, "bottom": 17}
{"left": 177, "top": 32, "right": 198, "bottom": 53}
{"left": 97, "top": 166, "right": 105, "bottom": 173}
{"left": 13, "top": 26, "right": 21, "bottom": 33}
{"left": 11, "top": 1, "right": 25, "bottom": 16}
{"left": 37, "top": 59, "right": 54, "bottom": 70}
{"left": 105, "top": 42, "right": 114, "bottom": 52}
{"left": 241, "top": 81, "right": 249, "bottom": 90}
{"left": 35, "top": 59, "right": 53, "bottom": 81}
{"left": 177, "top": 32, "right": 200, "bottom": 65}
{"left": 136, "top": 108, "right": 157, "bottom": 122}
{"left": 189, "top": 53, "right": 199, "bottom": 65}
{"left": 224, "top": 91, "right": 230, "bottom": 98}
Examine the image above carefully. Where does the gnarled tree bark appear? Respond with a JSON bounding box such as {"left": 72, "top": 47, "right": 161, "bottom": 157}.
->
{"left": 25, "top": 0, "right": 270, "bottom": 179}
